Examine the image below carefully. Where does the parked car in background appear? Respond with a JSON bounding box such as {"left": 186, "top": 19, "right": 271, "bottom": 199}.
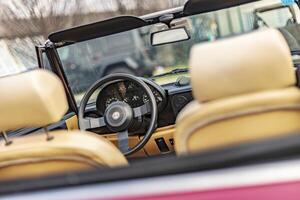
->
{"left": 58, "top": 29, "right": 156, "bottom": 93}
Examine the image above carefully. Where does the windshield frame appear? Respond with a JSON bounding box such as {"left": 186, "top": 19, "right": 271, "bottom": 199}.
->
{"left": 38, "top": 42, "right": 78, "bottom": 114}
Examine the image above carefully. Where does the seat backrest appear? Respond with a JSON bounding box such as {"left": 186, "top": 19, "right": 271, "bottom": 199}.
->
{"left": 175, "top": 29, "right": 300, "bottom": 155}
{"left": 0, "top": 70, "right": 127, "bottom": 180}
{"left": 0, "top": 70, "right": 68, "bottom": 132}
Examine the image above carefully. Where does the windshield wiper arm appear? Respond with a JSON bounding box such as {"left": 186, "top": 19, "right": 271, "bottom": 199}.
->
{"left": 151, "top": 68, "right": 189, "bottom": 78}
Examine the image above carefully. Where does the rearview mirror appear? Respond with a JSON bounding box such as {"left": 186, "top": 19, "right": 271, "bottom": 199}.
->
{"left": 151, "top": 27, "right": 190, "bottom": 46}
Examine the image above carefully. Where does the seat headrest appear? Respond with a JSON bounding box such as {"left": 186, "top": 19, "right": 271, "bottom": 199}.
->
{"left": 0, "top": 70, "right": 68, "bottom": 132}
{"left": 190, "top": 29, "right": 296, "bottom": 102}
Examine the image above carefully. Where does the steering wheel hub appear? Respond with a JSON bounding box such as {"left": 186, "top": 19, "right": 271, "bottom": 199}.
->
{"left": 104, "top": 101, "right": 133, "bottom": 132}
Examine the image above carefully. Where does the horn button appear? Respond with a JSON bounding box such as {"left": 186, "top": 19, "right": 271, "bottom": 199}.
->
{"left": 104, "top": 101, "right": 133, "bottom": 132}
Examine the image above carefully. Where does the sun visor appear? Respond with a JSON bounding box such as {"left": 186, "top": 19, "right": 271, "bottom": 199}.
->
{"left": 183, "top": 0, "right": 259, "bottom": 15}
{"left": 48, "top": 16, "right": 148, "bottom": 44}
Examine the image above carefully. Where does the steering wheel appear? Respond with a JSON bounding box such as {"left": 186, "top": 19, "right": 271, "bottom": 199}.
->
{"left": 78, "top": 73, "right": 158, "bottom": 156}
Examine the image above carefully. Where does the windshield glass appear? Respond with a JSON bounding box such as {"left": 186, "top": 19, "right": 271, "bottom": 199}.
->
{"left": 56, "top": 0, "right": 300, "bottom": 103}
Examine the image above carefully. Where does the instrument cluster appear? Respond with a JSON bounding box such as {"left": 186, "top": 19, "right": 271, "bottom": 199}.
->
{"left": 96, "top": 79, "right": 166, "bottom": 114}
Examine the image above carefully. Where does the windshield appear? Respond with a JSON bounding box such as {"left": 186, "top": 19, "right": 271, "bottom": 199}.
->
{"left": 56, "top": 0, "right": 300, "bottom": 103}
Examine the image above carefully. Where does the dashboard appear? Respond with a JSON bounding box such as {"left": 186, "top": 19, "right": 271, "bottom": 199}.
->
{"left": 11, "top": 74, "right": 192, "bottom": 138}
{"left": 82, "top": 76, "right": 193, "bottom": 134}
{"left": 96, "top": 78, "right": 167, "bottom": 114}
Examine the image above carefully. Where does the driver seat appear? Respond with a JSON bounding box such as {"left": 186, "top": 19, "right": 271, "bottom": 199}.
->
{"left": 175, "top": 29, "right": 300, "bottom": 155}
{"left": 0, "top": 70, "right": 128, "bottom": 180}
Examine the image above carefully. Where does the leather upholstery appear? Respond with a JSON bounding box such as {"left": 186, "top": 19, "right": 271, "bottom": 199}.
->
{"left": 0, "top": 131, "right": 128, "bottom": 180}
{"left": 0, "top": 70, "right": 68, "bottom": 132}
{"left": 175, "top": 88, "right": 300, "bottom": 154}
{"left": 175, "top": 29, "right": 300, "bottom": 155}
{"left": 190, "top": 29, "right": 295, "bottom": 102}
{"left": 0, "top": 70, "right": 128, "bottom": 180}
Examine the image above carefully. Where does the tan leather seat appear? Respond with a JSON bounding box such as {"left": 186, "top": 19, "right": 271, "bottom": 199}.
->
{"left": 175, "top": 29, "right": 300, "bottom": 155}
{"left": 0, "top": 70, "right": 127, "bottom": 180}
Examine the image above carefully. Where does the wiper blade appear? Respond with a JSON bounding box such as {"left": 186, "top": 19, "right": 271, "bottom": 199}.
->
{"left": 151, "top": 68, "right": 189, "bottom": 78}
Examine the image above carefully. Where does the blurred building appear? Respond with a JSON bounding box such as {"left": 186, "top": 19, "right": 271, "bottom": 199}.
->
{"left": 184, "top": 1, "right": 299, "bottom": 50}
{"left": 201, "top": 0, "right": 300, "bottom": 38}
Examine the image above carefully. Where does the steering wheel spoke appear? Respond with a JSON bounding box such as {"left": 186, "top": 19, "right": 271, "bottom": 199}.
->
{"left": 117, "top": 130, "right": 129, "bottom": 154}
{"left": 133, "top": 102, "right": 151, "bottom": 117}
{"left": 81, "top": 117, "right": 106, "bottom": 130}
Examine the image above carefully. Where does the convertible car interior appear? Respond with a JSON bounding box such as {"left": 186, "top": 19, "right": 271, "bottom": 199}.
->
{"left": 2, "top": 0, "right": 300, "bottom": 198}
{"left": 1, "top": 27, "right": 299, "bottom": 180}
